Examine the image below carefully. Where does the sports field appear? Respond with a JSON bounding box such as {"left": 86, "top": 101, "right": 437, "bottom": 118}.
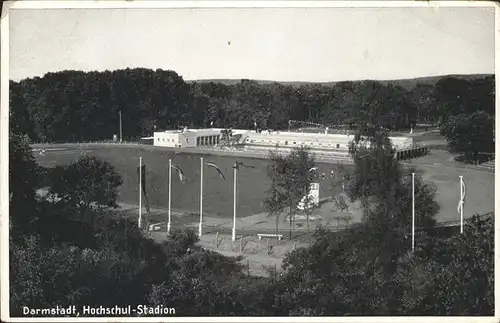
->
{"left": 36, "top": 145, "right": 348, "bottom": 219}
{"left": 35, "top": 145, "right": 494, "bottom": 225}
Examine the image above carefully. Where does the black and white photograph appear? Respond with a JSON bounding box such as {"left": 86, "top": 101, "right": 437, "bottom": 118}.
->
{"left": 1, "top": 1, "right": 497, "bottom": 320}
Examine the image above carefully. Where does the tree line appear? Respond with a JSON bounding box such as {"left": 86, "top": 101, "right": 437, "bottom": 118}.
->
{"left": 9, "top": 126, "right": 493, "bottom": 316}
{"left": 9, "top": 69, "right": 494, "bottom": 144}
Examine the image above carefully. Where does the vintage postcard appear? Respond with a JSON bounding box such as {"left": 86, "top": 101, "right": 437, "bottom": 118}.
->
{"left": 1, "top": 1, "right": 497, "bottom": 322}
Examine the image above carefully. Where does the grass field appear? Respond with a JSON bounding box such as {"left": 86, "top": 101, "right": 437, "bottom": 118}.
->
{"left": 35, "top": 145, "right": 494, "bottom": 224}
{"left": 36, "top": 146, "right": 349, "bottom": 219}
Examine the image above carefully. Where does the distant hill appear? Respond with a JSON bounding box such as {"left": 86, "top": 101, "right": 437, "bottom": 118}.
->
{"left": 187, "top": 74, "right": 493, "bottom": 89}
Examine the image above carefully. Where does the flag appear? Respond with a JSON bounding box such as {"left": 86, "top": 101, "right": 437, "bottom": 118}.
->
{"left": 206, "top": 162, "right": 226, "bottom": 180}
{"left": 137, "top": 164, "right": 151, "bottom": 213}
{"left": 457, "top": 178, "right": 466, "bottom": 213}
{"left": 235, "top": 161, "right": 256, "bottom": 169}
{"left": 171, "top": 164, "right": 186, "bottom": 183}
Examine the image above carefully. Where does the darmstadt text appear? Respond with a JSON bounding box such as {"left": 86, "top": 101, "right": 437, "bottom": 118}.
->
{"left": 22, "top": 305, "right": 176, "bottom": 316}
{"left": 22, "top": 306, "right": 78, "bottom": 316}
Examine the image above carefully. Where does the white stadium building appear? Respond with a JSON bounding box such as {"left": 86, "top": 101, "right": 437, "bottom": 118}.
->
{"left": 153, "top": 127, "right": 223, "bottom": 148}
{"left": 153, "top": 127, "right": 426, "bottom": 161}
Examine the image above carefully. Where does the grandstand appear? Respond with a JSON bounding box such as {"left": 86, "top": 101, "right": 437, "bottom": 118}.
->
{"left": 152, "top": 121, "right": 428, "bottom": 161}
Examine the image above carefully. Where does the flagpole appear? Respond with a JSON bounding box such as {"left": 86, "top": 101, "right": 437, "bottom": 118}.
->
{"left": 411, "top": 172, "right": 415, "bottom": 252}
{"left": 139, "top": 157, "right": 142, "bottom": 229}
{"left": 119, "top": 110, "right": 123, "bottom": 142}
{"left": 199, "top": 157, "right": 203, "bottom": 237}
{"left": 167, "top": 159, "right": 172, "bottom": 235}
{"left": 232, "top": 164, "right": 237, "bottom": 242}
{"left": 460, "top": 175, "right": 463, "bottom": 234}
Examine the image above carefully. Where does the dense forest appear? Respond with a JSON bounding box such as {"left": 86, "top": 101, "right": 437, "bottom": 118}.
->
{"left": 9, "top": 69, "right": 494, "bottom": 144}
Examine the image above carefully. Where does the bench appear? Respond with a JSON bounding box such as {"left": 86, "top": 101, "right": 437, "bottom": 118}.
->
{"left": 148, "top": 223, "right": 162, "bottom": 232}
{"left": 257, "top": 233, "right": 284, "bottom": 241}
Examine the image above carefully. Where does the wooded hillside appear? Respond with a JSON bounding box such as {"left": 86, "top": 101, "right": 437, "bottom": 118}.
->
{"left": 9, "top": 69, "right": 494, "bottom": 143}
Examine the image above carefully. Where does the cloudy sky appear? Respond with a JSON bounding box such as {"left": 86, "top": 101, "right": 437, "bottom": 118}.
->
{"left": 8, "top": 4, "right": 495, "bottom": 82}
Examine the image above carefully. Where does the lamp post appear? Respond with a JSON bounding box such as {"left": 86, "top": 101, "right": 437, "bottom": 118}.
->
{"left": 167, "top": 158, "right": 185, "bottom": 236}
{"left": 232, "top": 161, "right": 255, "bottom": 241}
{"left": 119, "top": 110, "right": 123, "bottom": 142}
{"left": 138, "top": 157, "right": 142, "bottom": 229}
{"left": 198, "top": 158, "right": 226, "bottom": 238}
{"left": 199, "top": 157, "right": 204, "bottom": 237}
{"left": 412, "top": 172, "right": 415, "bottom": 252}
{"left": 168, "top": 159, "right": 172, "bottom": 235}
{"left": 232, "top": 164, "right": 238, "bottom": 241}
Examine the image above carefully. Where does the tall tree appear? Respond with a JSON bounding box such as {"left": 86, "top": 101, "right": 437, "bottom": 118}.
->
{"left": 347, "top": 127, "right": 439, "bottom": 255}
{"left": 434, "top": 76, "right": 494, "bottom": 124}
{"left": 263, "top": 147, "right": 316, "bottom": 239}
{"left": 440, "top": 111, "right": 494, "bottom": 162}
{"left": 9, "top": 132, "right": 41, "bottom": 239}
{"left": 407, "top": 83, "right": 438, "bottom": 125}
{"left": 48, "top": 155, "right": 123, "bottom": 223}
{"left": 275, "top": 129, "right": 442, "bottom": 316}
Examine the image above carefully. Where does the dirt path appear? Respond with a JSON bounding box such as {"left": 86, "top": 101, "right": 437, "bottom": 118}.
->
{"left": 149, "top": 231, "right": 306, "bottom": 277}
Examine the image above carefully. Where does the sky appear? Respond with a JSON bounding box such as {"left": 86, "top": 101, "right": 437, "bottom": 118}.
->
{"left": 7, "top": 4, "right": 496, "bottom": 82}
